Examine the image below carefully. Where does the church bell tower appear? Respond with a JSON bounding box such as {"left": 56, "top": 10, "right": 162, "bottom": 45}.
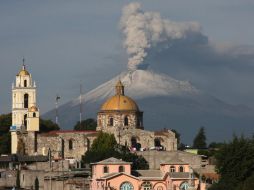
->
{"left": 10, "top": 62, "right": 39, "bottom": 154}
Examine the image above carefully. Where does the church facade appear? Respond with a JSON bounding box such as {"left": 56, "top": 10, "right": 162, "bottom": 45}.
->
{"left": 97, "top": 80, "right": 177, "bottom": 151}
{"left": 10, "top": 65, "right": 177, "bottom": 161}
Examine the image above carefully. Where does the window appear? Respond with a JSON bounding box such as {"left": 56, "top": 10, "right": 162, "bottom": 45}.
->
{"left": 24, "top": 94, "right": 29, "bottom": 108}
{"left": 170, "top": 166, "right": 175, "bottom": 173}
{"left": 119, "top": 166, "right": 125, "bottom": 172}
{"left": 33, "top": 112, "right": 36, "bottom": 117}
{"left": 179, "top": 166, "right": 184, "bottom": 172}
{"left": 103, "top": 166, "right": 109, "bottom": 173}
{"left": 180, "top": 182, "right": 189, "bottom": 190}
{"left": 69, "top": 139, "right": 73, "bottom": 150}
{"left": 109, "top": 118, "right": 113, "bottom": 126}
{"left": 120, "top": 182, "right": 134, "bottom": 190}
{"left": 124, "top": 116, "right": 128, "bottom": 126}
{"left": 24, "top": 80, "right": 27, "bottom": 87}
{"left": 141, "top": 182, "right": 152, "bottom": 190}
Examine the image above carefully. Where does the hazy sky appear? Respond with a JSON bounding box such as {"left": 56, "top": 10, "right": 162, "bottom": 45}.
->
{"left": 1, "top": 0, "right": 254, "bottom": 114}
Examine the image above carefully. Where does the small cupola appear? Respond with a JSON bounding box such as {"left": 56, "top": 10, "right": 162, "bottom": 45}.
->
{"left": 115, "top": 80, "right": 124, "bottom": 95}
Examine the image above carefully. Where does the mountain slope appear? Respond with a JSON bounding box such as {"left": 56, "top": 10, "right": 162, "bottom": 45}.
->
{"left": 42, "top": 70, "right": 254, "bottom": 143}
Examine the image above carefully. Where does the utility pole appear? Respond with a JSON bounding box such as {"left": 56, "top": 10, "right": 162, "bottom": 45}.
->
{"left": 79, "top": 82, "right": 83, "bottom": 128}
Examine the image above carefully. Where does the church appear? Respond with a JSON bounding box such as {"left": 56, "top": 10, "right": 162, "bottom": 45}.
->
{"left": 10, "top": 65, "right": 177, "bottom": 162}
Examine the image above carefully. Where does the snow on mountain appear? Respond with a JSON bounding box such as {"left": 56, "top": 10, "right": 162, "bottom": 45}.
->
{"left": 42, "top": 69, "right": 254, "bottom": 143}
{"left": 72, "top": 69, "right": 199, "bottom": 106}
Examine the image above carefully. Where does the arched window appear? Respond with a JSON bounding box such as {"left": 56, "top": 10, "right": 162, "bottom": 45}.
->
{"left": 24, "top": 94, "right": 29, "bottom": 108}
{"left": 137, "top": 117, "right": 140, "bottom": 126}
{"left": 124, "top": 116, "right": 128, "bottom": 126}
{"left": 33, "top": 112, "right": 36, "bottom": 117}
{"left": 109, "top": 118, "right": 113, "bottom": 126}
{"left": 170, "top": 166, "right": 175, "bottom": 173}
{"left": 119, "top": 166, "right": 125, "bottom": 172}
{"left": 154, "top": 138, "right": 161, "bottom": 147}
{"left": 103, "top": 166, "right": 109, "bottom": 173}
{"left": 61, "top": 139, "right": 65, "bottom": 159}
{"left": 180, "top": 182, "right": 189, "bottom": 190}
{"left": 179, "top": 166, "right": 184, "bottom": 172}
{"left": 120, "top": 182, "right": 134, "bottom": 190}
{"left": 24, "top": 114, "right": 27, "bottom": 127}
{"left": 69, "top": 139, "right": 73, "bottom": 150}
{"left": 141, "top": 182, "right": 152, "bottom": 190}
{"left": 24, "top": 80, "right": 27, "bottom": 87}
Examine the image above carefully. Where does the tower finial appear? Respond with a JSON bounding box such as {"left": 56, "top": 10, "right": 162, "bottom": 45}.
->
{"left": 22, "top": 57, "right": 26, "bottom": 70}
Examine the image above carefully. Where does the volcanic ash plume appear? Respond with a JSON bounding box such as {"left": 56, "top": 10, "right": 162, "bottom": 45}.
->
{"left": 120, "top": 2, "right": 206, "bottom": 70}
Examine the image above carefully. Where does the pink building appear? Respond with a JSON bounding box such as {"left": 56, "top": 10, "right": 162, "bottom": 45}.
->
{"left": 90, "top": 157, "right": 206, "bottom": 190}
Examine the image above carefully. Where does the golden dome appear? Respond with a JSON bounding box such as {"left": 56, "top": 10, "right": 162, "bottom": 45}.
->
{"left": 28, "top": 106, "right": 38, "bottom": 112}
{"left": 100, "top": 80, "right": 139, "bottom": 111}
{"left": 101, "top": 95, "right": 139, "bottom": 111}
{"left": 17, "top": 64, "right": 30, "bottom": 76}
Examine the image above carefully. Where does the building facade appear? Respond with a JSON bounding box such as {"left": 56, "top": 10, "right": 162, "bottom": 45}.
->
{"left": 90, "top": 157, "right": 205, "bottom": 190}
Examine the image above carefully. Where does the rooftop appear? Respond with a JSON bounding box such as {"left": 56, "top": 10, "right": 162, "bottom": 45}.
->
{"left": 92, "top": 157, "right": 131, "bottom": 165}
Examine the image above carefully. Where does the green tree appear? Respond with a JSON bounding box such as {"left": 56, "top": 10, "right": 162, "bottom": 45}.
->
{"left": 0, "top": 132, "right": 11, "bottom": 154}
{"left": 193, "top": 127, "right": 207, "bottom": 149}
{"left": 0, "top": 113, "right": 12, "bottom": 154}
{"left": 39, "top": 119, "right": 60, "bottom": 133}
{"left": 240, "top": 174, "right": 254, "bottom": 190}
{"left": 83, "top": 132, "right": 148, "bottom": 170}
{"left": 209, "top": 136, "right": 254, "bottom": 190}
{"left": 73, "top": 118, "right": 97, "bottom": 131}
{"left": 0, "top": 113, "right": 12, "bottom": 135}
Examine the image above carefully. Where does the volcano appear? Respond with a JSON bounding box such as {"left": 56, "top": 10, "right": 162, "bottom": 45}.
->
{"left": 42, "top": 69, "right": 254, "bottom": 143}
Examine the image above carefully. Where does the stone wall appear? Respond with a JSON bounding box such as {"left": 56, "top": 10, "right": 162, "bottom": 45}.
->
{"left": 0, "top": 170, "right": 17, "bottom": 188}
{"left": 21, "top": 131, "right": 98, "bottom": 161}
{"left": 105, "top": 127, "right": 177, "bottom": 151}
{"left": 97, "top": 111, "right": 143, "bottom": 131}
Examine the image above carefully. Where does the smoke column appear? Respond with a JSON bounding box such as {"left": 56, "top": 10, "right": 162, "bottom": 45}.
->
{"left": 120, "top": 2, "right": 205, "bottom": 70}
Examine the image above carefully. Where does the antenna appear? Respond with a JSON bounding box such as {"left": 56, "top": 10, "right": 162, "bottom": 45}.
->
{"left": 79, "top": 82, "right": 83, "bottom": 128}
{"left": 55, "top": 94, "right": 60, "bottom": 125}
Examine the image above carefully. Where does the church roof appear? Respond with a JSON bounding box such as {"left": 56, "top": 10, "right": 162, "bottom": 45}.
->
{"left": 100, "top": 95, "right": 139, "bottom": 111}
{"left": 100, "top": 80, "right": 139, "bottom": 112}
{"left": 93, "top": 157, "right": 131, "bottom": 165}
{"left": 28, "top": 105, "right": 38, "bottom": 112}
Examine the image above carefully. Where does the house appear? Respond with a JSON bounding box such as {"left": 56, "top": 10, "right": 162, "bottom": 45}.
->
{"left": 90, "top": 157, "right": 206, "bottom": 190}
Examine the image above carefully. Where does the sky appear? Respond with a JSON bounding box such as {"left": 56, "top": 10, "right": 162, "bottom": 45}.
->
{"left": 1, "top": 0, "right": 254, "bottom": 114}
